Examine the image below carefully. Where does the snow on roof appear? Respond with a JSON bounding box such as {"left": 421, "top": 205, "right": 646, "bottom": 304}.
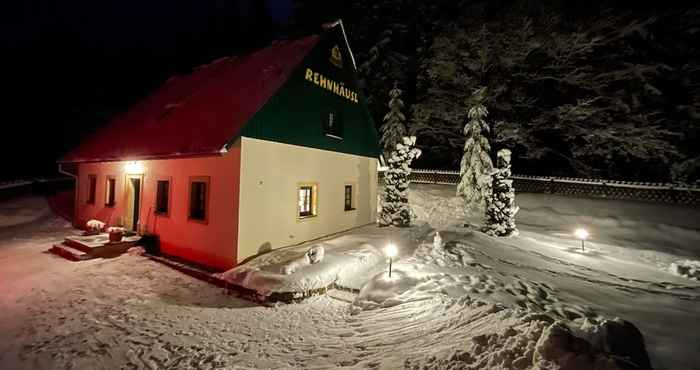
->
{"left": 59, "top": 35, "right": 320, "bottom": 163}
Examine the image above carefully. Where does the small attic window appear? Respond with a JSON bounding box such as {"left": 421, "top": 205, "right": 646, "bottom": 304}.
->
{"left": 323, "top": 110, "right": 343, "bottom": 139}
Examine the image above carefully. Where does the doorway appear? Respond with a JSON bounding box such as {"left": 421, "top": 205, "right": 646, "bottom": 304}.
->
{"left": 124, "top": 175, "right": 142, "bottom": 232}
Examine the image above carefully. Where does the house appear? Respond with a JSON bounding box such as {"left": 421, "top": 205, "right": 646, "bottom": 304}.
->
{"left": 58, "top": 21, "right": 380, "bottom": 270}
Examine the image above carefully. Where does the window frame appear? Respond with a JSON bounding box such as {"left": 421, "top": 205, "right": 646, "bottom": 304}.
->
{"left": 322, "top": 110, "right": 343, "bottom": 139}
{"left": 297, "top": 182, "right": 318, "bottom": 220}
{"left": 154, "top": 177, "right": 172, "bottom": 217}
{"left": 104, "top": 175, "right": 116, "bottom": 207}
{"left": 344, "top": 183, "right": 356, "bottom": 211}
{"left": 187, "top": 176, "right": 210, "bottom": 224}
{"left": 87, "top": 174, "right": 97, "bottom": 204}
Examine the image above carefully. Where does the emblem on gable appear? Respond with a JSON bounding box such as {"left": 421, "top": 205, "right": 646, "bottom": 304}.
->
{"left": 330, "top": 45, "right": 343, "bottom": 68}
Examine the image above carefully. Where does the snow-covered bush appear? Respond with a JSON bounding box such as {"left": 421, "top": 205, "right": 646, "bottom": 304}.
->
{"left": 485, "top": 148, "right": 519, "bottom": 236}
{"left": 281, "top": 245, "right": 325, "bottom": 275}
{"left": 380, "top": 82, "right": 407, "bottom": 156}
{"left": 457, "top": 87, "right": 494, "bottom": 217}
{"left": 86, "top": 219, "right": 105, "bottom": 232}
{"left": 106, "top": 226, "right": 126, "bottom": 234}
{"left": 380, "top": 136, "right": 421, "bottom": 227}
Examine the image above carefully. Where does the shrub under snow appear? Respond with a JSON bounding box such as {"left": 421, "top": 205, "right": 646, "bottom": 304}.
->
{"left": 485, "top": 148, "right": 519, "bottom": 236}
{"left": 379, "top": 136, "right": 421, "bottom": 227}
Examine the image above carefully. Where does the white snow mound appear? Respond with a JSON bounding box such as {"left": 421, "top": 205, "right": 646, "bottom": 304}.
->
{"left": 351, "top": 270, "right": 431, "bottom": 312}
{"left": 669, "top": 260, "right": 700, "bottom": 280}
{"left": 215, "top": 242, "right": 386, "bottom": 297}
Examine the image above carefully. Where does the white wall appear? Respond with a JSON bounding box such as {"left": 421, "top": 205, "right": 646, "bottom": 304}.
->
{"left": 237, "top": 137, "right": 377, "bottom": 262}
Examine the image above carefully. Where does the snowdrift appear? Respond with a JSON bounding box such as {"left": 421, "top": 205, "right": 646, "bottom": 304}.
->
{"left": 215, "top": 243, "right": 385, "bottom": 298}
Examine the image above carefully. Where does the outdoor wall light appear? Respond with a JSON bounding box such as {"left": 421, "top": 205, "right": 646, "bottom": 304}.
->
{"left": 124, "top": 161, "right": 145, "bottom": 174}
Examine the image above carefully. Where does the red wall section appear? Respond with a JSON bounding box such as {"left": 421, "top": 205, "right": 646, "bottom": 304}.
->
{"left": 75, "top": 145, "right": 241, "bottom": 270}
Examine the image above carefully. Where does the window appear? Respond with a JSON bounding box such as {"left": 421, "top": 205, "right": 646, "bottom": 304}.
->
{"left": 298, "top": 184, "right": 317, "bottom": 218}
{"left": 323, "top": 110, "right": 343, "bottom": 139}
{"left": 105, "top": 176, "right": 116, "bottom": 207}
{"left": 155, "top": 180, "right": 170, "bottom": 216}
{"left": 344, "top": 185, "right": 355, "bottom": 211}
{"left": 188, "top": 176, "right": 209, "bottom": 222}
{"left": 87, "top": 175, "right": 97, "bottom": 204}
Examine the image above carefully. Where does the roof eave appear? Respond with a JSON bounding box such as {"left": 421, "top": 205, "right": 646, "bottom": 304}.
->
{"left": 57, "top": 150, "right": 226, "bottom": 165}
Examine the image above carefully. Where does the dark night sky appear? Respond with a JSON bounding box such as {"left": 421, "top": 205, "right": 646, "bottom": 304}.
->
{"left": 1, "top": 0, "right": 298, "bottom": 181}
{"left": 3, "top": 1, "right": 697, "bottom": 182}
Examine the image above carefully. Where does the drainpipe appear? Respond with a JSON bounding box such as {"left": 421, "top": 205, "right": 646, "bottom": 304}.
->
{"left": 58, "top": 163, "right": 78, "bottom": 227}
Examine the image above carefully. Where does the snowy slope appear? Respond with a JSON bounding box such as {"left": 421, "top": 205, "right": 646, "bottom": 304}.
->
{"left": 407, "top": 185, "right": 700, "bottom": 370}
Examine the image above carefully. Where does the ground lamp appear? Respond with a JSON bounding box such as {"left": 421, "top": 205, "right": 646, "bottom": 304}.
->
{"left": 574, "top": 228, "right": 589, "bottom": 252}
{"left": 385, "top": 242, "right": 398, "bottom": 277}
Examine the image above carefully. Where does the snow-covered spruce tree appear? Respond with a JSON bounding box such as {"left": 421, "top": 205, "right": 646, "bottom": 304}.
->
{"left": 380, "top": 82, "right": 407, "bottom": 156}
{"left": 485, "top": 149, "right": 519, "bottom": 236}
{"left": 380, "top": 136, "right": 421, "bottom": 227}
{"left": 457, "top": 87, "right": 494, "bottom": 217}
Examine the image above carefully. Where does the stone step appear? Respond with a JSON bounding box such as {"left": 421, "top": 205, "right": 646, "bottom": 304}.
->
{"left": 63, "top": 237, "right": 95, "bottom": 253}
{"left": 49, "top": 243, "right": 92, "bottom": 262}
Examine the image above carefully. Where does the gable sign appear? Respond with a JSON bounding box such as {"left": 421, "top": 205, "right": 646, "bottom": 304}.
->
{"left": 304, "top": 68, "right": 359, "bottom": 104}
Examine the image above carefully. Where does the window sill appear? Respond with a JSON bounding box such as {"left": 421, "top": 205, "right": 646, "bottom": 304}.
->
{"left": 187, "top": 217, "right": 208, "bottom": 225}
{"left": 325, "top": 133, "right": 343, "bottom": 140}
{"left": 104, "top": 203, "right": 115, "bottom": 208}
{"left": 298, "top": 214, "right": 317, "bottom": 220}
{"left": 344, "top": 208, "right": 356, "bottom": 212}
{"left": 155, "top": 212, "right": 170, "bottom": 218}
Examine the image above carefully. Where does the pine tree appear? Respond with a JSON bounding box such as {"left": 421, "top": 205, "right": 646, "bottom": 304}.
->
{"left": 485, "top": 149, "right": 519, "bottom": 236}
{"left": 457, "top": 87, "right": 494, "bottom": 216}
{"left": 380, "top": 136, "right": 421, "bottom": 227}
{"left": 380, "top": 82, "right": 407, "bottom": 157}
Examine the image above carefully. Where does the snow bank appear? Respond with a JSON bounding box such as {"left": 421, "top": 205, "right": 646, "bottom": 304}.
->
{"left": 350, "top": 270, "right": 431, "bottom": 312}
{"left": 411, "top": 235, "right": 476, "bottom": 267}
{"left": 215, "top": 241, "right": 386, "bottom": 297}
{"left": 669, "top": 259, "right": 700, "bottom": 280}
{"left": 399, "top": 299, "right": 651, "bottom": 370}
{"left": 408, "top": 185, "right": 470, "bottom": 229}
{"left": 215, "top": 223, "right": 432, "bottom": 297}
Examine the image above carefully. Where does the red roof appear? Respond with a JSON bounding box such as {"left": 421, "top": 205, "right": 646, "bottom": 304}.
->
{"left": 60, "top": 35, "right": 320, "bottom": 163}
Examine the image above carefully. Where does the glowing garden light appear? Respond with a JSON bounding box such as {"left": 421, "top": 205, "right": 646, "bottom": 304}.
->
{"left": 385, "top": 242, "right": 398, "bottom": 277}
{"left": 574, "top": 228, "right": 589, "bottom": 252}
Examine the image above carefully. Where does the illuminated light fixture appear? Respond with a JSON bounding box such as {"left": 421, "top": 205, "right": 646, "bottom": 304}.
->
{"left": 385, "top": 242, "right": 398, "bottom": 277}
{"left": 574, "top": 228, "right": 589, "bottom": 252}
{"left": 124, "top": 161, "right": 145, "bottom": 174}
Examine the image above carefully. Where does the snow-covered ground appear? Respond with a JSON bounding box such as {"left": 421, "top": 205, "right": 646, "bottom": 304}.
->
{"left": 1, "top": 188, "right": 699, "bottom": 369}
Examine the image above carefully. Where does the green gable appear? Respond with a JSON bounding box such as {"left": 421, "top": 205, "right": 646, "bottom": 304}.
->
{"left": 239, "top": 26, "right": 380, "bottom": 159}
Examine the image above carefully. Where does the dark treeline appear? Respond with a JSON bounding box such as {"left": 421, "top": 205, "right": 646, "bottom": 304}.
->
{"left": 2, "top": 0, "right": 698, "bottom": 183}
